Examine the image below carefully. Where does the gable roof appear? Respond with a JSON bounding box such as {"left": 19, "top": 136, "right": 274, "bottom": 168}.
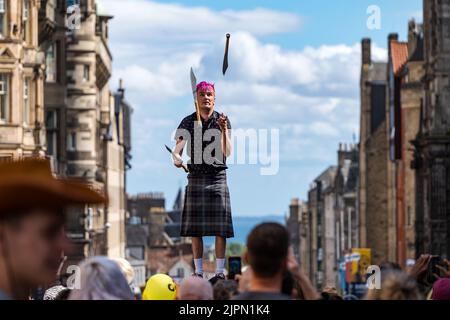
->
{"left": 390, "top": 41, "right": 409, "bottom": 76}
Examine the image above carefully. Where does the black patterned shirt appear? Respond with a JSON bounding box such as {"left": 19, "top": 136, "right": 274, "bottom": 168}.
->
{"left": 175, "top": 111, "right": 231, "bottom": 174}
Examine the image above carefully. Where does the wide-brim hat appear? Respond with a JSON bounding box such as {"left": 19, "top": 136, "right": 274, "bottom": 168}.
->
{"left": 0, "top": 158, "right": 107, "bottom": 214}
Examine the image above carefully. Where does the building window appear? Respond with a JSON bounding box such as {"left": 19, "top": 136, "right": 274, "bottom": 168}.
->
{"left": 0, "top": 155, "right": 12, "bottom": 162}
{"left": 126, "top": 246, "right": 145, "bottom": 260}
{"left": 45, "top": 110, "right": 58, "bottom": 158}
{"left": 46, "top": 44, "right": 57, "bottom": 83}
{"left": 0, "top": 0, "right": 6, "bottom": 38}
{"left": 0, "top": 74, "right": 10, "bottom": 122}
{"left": 23, "top": 78, "right": 30, "bottom": 124}
{"left": 67, "top": 0, "right": 81, "bottom": 7}
{"left": 22, "top": 0, "right": 31, "bottom": 43}
{"left": 129, "top": 216, "right": 141, "bottom": 225}
{"left": 23, "top": 0, "right": 29, "bottom": 20}
{"left": 68, "top": 132, "right": 76, "bottom": 151}
{"left": 83, "top": 65, "right": 90, "bottom": 82}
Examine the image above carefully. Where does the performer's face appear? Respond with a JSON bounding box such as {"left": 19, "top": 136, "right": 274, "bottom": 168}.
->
{"left": 197, "top": 89, "right": 215, "bottom": 112}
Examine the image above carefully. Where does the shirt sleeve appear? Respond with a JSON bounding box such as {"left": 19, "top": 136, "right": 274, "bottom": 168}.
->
{"left": 175, "top": 117, "right": 191, "bottom": 141}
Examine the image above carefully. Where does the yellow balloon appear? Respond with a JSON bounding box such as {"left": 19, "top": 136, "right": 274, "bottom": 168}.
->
{"left": 142, "top": 274, "right": 177, "bottom": 300}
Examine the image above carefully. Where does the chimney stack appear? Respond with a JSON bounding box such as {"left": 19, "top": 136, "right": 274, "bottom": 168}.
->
{"left": 362, "top": 38, "right": 371, "bottom": 65}
{"left": 118, "top": 78, "right": 125, "bottom": 99}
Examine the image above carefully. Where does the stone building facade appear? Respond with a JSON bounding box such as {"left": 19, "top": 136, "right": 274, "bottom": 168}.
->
{"left": 286, "top": 198, "right": 302, "bottom": 263}
{"left": 45, "top": 0, "right": 131, "bottom": 262}
{"left": 286, "top": 198, "right": 312, "bottom": 280}
{"left": 413, "top": 0, "right": 450, "bottom": 259}
{"left": 0, "top": 0, "right": 46, "bottom": 160}
{"left": 358, "top": 38, "right": 394, "bottom": 265}
{"left": 294, "top": 143, "right": 360, "bottom": 290}
{"left": 360, "top": 0, "right": 450, "bottom": 263}
{"left": 387, "top": 24, "right": 425, "bottom": 266}
{"left": 307, "top": 165, "right": 337, "bottom": 289}
{"left": 335, "top": 144, "right": 359, "bottom": 264}
{"left": 1, "top": 1, "right": 132, "bottom": 264}
{"left": 402, "top": 21, "right": 425, "bottom": 263}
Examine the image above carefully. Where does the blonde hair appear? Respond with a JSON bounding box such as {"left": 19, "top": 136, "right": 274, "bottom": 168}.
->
{"left": 111, "top": 257, "right": 135, "bottom": 285}
{"left": 365, "top": 270, "right": 422, "bottom": 300}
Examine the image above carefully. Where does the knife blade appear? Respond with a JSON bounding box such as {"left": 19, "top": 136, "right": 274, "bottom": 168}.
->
{"left": 190, "top": 67, "right": 202, "bottom": 126}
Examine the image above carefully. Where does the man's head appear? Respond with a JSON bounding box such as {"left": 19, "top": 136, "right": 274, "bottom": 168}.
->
{"left": 245, "top": 222, "right": 289, "bottom": 278}
{"left": 196, "top": 81, "right": 215, "bottom": 113}
{"left": 178, "top": 276, "right": 213, "bottom": 300}
{"left": 0, "top": 158, "right": 106, "bottom": 299}
{"left": 0, "top": 209, "right": 70, "bottom": 288}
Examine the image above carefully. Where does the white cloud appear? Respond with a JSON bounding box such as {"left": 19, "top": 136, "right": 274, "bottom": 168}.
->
{"left": 310, "top": 122, "right": 339, "bottom": 137}
{"left": 104, "top": 1, "right": 303, "bottom": 102}
{"left": 201, "top": 32, "right": 387, "bottom": 98}
{"left": 101, "top": 0, "right": 301, "bottom": 42}
{"left": 112, "top": 50, "right": 202, "bottom": 102}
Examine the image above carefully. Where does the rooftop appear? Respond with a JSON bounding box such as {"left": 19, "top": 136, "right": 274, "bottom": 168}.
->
{"left": 390, "top": 40, "right": 409, "bottom": 76}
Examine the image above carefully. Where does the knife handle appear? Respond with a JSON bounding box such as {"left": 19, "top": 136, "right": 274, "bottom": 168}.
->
{"left": 194, "top": 100, "right": 202, "bottom": 126}
{"left": 182, "top": 164, "right": 189, "bottom": 173}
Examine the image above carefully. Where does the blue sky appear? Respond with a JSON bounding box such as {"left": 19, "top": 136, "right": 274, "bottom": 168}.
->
{"left": 101, "top": 0, "right": 422, "bottom": 217}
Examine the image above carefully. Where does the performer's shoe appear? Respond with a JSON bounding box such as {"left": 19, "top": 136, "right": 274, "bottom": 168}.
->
{"left": 192, "top": 272, "right": 203, "bottom": 278}
{"left": 208, "top": 273, "right": 225, "bottom": 285}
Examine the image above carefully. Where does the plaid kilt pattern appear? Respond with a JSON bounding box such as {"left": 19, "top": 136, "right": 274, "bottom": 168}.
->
{"left": 181, "top": 170, "right": 234, "bottom": 238}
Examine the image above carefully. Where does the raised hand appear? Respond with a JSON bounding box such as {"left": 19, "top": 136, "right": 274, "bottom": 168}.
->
{"left": 218, "top": 113, "right": 228, "bottom": 131}
{"left": 409, "top": 254, "right": 431, "bottom": 283}
{"left": 435, "top": 259, "right": 450, "bottom": 279}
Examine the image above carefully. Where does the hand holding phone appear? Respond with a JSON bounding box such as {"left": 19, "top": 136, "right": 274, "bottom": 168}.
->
{"left": 426, "top": 255, "right": 445, "bottom": 284}
{"left": 435, "top": 259, "right": 450, "bottom": 278}
{"left": 228, "top": 256, "right": 242, "bottom": 280}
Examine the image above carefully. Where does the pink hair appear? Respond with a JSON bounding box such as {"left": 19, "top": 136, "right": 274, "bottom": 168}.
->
{"left": 196, "top": 81, "right": 215, "bottom": 92}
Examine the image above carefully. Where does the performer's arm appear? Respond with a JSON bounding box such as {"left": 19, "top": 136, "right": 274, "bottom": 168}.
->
{"left": 221, "top": 127, "right": 232, "bottom": 157}
{"left": 173, "top": 139, "right": 186, "bottom": 168}
{"left": 219, "top": 113, "right": 232, "bottom": 158}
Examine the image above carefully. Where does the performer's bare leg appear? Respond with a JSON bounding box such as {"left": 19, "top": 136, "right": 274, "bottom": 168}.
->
{"left": 192, "top": 237, "right": 203, "bottom": 259}
{"left": 192, "top": 237, "right": 204, "bottom": 276}
{"left": 215, "top": 236, "right": 226, "bottom": 258}
{"left": 215, "top": 236, "right": 226, "bottom": 276}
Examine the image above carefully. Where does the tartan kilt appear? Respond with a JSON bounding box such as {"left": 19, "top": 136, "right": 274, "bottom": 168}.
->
{"left": 181, "top": 170, "right": 234, "bottom": 238}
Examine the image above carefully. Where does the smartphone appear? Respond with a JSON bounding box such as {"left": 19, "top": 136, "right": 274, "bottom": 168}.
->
{"left": 228, "top": 256, "right": 242, "bottom": 280}
{"left": 427, "top": 255, "right": 444, "bottom": 284}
